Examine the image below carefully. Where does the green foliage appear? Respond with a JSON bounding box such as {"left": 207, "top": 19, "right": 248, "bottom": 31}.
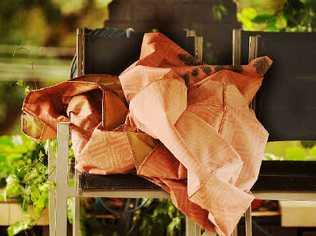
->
{"left": 212, "top": 4, "right": 228, "bottom": 21}
{"left": 284, "top": 0, "right": 315, "bottom": 31}
{"left": 132, "top": 199, "right": 184, "bottom": 236}
{"left": 7, "top": 218, "right": 33, "bottom": 236}
{"left": 0, "top": 82, "right": 26, "bottom": 134}
{"left": 0, "top": 1, "right": 61, "bottom": 45}
{"left": 265, "top": 141, "right": 316, "bottom": 161}
{"left": 0, "top": 135, "right": 51, "bottom": 235}
{"left": 236, "top": 0, "right": 315, "bottom": 31}
{"left": 0, "top": 0, "right": 112, "bottom": 47}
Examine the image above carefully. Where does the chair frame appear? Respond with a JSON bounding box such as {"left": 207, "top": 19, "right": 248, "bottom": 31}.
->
{"left": 76, "top": 28, "right": 85, "bottom": 77}
{"left": 50, "top": 28, "right": 209, "bottom": 236}
{"left": 232, "top": 28, "right": 316, "bottom": 236}
{"left": 49, "top": 28, "right": 316, "bottom": 236}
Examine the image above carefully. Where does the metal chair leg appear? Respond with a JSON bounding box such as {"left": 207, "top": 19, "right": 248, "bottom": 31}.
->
{"left": 202, "top": 231, "right": 217, "bottom": 236}
{"left": 186, "top": 217, "right": 202, "bottom": 236}
{"left": 245, "top": 206, "right": 252, "bottom": 236}
{"left": 55, "top": 123, "right": 70, "bottom": 236}
{"left": 232, "top": 28, "right": 241, "bottom": 68}
{"left": 73, "top": 167, "right": 81, "bottom": 236}
{"left": 73, "top": 197, "right": 81, "bottom": 236}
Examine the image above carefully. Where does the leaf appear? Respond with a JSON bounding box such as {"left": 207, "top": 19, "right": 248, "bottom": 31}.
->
{"left": 141, "top": 198, "right": 154, "bottom": 208}
{"left": 67, "top": 198, "right": 74, "bottom": 224}
{"left": 212, "top": 4, "right": 228, "bottom": 21}
{"left": 5, "top": 175, "right": 23, "bottom": 198}
{"left": 252, "top": 14, "right": 274, "bottom": 23}
{"left": 241, "top": 7, "right": 258, "bottom": 20}
{"left": 7, "top": 218, "right": 33, "bottom": 236}
{"left": 0, "top": 135, "right": 50, "bottom": 234}
{"left": 276, "top": 14, "right": 288, "bottom": 29}
{"left": 301, "top": 141, "right": 316, "bottom": 148}
{"left": 167, "top": 216, "right": 182, "bottom": 236}
{"left": 167, "top": 204, "right": 176, "bottom": 218}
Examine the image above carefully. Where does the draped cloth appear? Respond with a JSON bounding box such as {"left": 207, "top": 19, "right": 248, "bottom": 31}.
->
{"left": 22, "top": 32, "right": 272, "bottom": 235}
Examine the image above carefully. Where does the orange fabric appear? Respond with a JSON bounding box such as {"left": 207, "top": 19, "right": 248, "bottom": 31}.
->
{"left": 21, "top": 32, "right": 272, "bottom": 236}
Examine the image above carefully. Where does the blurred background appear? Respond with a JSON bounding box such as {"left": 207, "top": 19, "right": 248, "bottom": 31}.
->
{"left": 0, "top": 0, "right": 111, "bottom": 134}
{"left": 0, "top": 0, "right": 316, "bottom": 235}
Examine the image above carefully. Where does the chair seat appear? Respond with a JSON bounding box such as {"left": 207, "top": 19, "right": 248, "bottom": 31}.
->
{"left": 79, "top": 173, "right": 160, "bottom": 191}
{"left": 79, "top": 161, "right": 316, "bottom": 192}
{"left": 253, "top": 161, "right": 316, "bottom": 192}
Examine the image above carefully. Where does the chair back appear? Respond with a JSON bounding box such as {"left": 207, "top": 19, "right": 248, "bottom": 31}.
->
{"left": 73, "top": 27, "right": 197, "bottom": 77}
{"left": 236, "top": 31, "right": 316, "bottom": 141}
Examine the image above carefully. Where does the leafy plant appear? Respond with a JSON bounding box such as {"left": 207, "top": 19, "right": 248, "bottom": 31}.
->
{"left": 236, "top": 0, "right": 315, "bottom": 32}
{"left": 131, "top": 199, "right": 184, "bottom": 236}
{"left": 0, "top": 135, "right": 52, "bottom": 235}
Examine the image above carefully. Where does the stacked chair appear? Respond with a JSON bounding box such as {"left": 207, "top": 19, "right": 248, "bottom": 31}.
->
{"left": 49, "top": 28, "right": 316, "bottom": 236}
{"left": 234, "top": 29, "right": 316, "bottom": 235}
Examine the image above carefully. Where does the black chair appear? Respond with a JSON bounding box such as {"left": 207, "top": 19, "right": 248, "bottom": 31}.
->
{"left": 234, "top": 30, "right": 316, "bottom": 195}
{"left": 50, "top": 27, "right": 202, "bottom": 236}
{"left": 72, "top": 27, "right": 197, "bottom": 77}
{"left": 232, "top": 29, "right": 316, "bottom": 236}
{"left": 241, "top": 31, "right": 316, "bottom": 141}
{"left": 74, "top": 26, "right": 197, "bottom": 195}
{"left": 51, "top": 28, "right": 316, "bottom": 236}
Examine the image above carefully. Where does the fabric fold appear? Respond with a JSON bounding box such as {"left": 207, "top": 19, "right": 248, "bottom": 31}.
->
{"left": 119, "top": 32, "right": 271, "bottom": 235}
{"left": 21, "top": 32, "right": 272, "bottom": 236}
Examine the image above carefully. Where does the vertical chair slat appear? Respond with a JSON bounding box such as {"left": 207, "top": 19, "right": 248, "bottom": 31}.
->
{"left": 232, "top": 29, "right": 241, "bottom": 68}
{"left": 73, "top": 167, "right": 81, "bottom": 236}
{"left": 73, "top": 197, "right": 81, "bottom": 236}
{"left": 248, "top": 36, "right": 259, "bottom": 61}
{"left": 195, "top": 36, "right": 204, "bottom": 62}
{"left": 232, "top": 31, "right": 260, "bottom": 236}
{"left": 56, "top": 123, "right": 70, "bottom": 236}
{"left": 187, "top": 31, "right": 204, "bottom": 236}
{"left": 245, "top": 207, "right": 252, "bottom": 236}
{"left": 248, "top": 35, "right": 259, "bottom": 111}
{"left": 186, "top": 217, "right": 202, "bottom": 236}
{"left": 76, "top": 28, "right": 85, "bottom": 77}
{"left": 244, "top": 35, "right": 260, "bottom": 236}
{"left": 231, "top": 28, "right": 242, "bottom": 236}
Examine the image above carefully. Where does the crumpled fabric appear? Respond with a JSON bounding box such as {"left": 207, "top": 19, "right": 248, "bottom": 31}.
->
{"left": 22, "top": 32, "right": 272, "bottom": 235}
